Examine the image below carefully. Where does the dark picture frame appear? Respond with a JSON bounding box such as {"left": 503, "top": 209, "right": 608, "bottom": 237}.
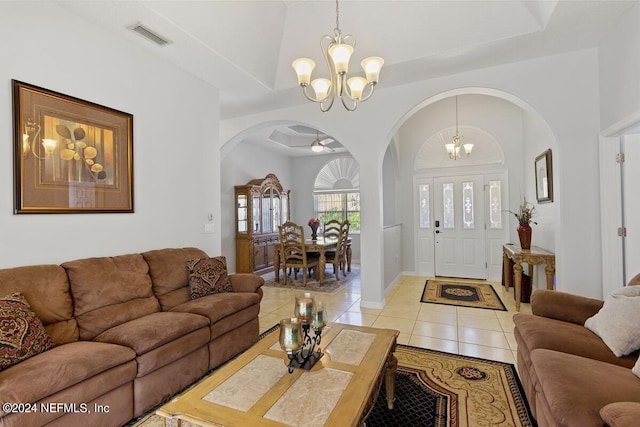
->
{"left": 12, "top": 80, "right": 133, "bottom": 213}
{"left": 535, "top": 149, "right": 553, "bottom": 203}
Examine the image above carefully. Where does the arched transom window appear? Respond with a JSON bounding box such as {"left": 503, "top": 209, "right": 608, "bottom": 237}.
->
{"left": 313, "top": 158, "right": 360, "bottom": 232}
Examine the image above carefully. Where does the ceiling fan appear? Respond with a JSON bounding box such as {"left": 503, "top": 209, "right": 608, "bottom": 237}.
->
{"left": 310, "top": 131, "right": 335, "bottom": 153}
{"left": 285, "top": 129, "right": 336, "bottom": 153}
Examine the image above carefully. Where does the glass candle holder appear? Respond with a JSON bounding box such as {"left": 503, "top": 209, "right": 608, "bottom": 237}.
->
{"left": 279, "top": 318, "right": 303, "bottom": 355}
{"left": 294, "top": 292, "right": 315, "bottom": 325}
{"left": 312, "top": 300, "right": 326, "bottom": 330}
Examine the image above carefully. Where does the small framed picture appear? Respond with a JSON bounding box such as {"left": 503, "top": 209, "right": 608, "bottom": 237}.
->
{"left": 13, "top": 80, "right": 133, "bottom": 213}
{"left": 535, "top": 149, "right": 553, "bottom": 203}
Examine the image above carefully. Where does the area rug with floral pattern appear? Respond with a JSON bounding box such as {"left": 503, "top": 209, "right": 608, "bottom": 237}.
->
{"left": 421, "top": 279, "right": 507, "bottom": 311}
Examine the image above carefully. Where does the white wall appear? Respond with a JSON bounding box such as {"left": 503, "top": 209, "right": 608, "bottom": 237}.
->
{"left": 0, "top": 2, "right": 221, "bottom": 267}
{"left": 522, "top": 113, "right": 559, "bottom": 288}
{"left": 223, "top": 49, "right": 603, "bottom": 303}
{"left": 598, "top": 2, "right": 640, "bottom": 131}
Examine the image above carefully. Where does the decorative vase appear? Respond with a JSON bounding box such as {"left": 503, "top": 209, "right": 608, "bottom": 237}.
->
{"left": 309, "top": 225, "right": 318, "bottom": 240}
{"left": 517, "top": 223, "right": 532, "bottom": 250}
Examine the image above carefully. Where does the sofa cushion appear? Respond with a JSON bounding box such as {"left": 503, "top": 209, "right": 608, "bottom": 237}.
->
{"left": 63, "top": 254, "right": 160, "bottom": 340}
{"left": 0, "top": 340, "right": 135, "bottom": 414}
{"left": 187, "top": 256, "right": 233, "bottom": 299}
{"left": 634, "top": 356, "right": 640, "bottom": 378}
{"left": 0, "top": 293, "right": 54, "bottom": 371}
{"left": 93, "top": 311, "right": 209, "bottom": 355}
{"left": 584, "top": 286, "right": 640, "bottom": 356}
{"left": 169, "top": 291, "right": 261, "bottom": 325}
{"left": 0, "top": 265, "right": 78, "bottom": 345}
{"left": 142, "top": 247, "right": 209, "bottom": 310}
{"left": 514, "top": 313, "right": 638, "bottom": 368}
{"left": 531, "top": 349, "right": 640, "bottom": 427}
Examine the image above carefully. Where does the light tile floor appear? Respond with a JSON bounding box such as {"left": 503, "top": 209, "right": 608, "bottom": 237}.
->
{"left": 258, "top": 267, "right": 532, "bottom": 368}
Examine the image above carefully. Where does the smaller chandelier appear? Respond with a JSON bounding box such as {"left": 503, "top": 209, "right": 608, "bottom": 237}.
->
{"left": 292, "top": 0, "right": 383, "bottom": 112}
{"left": 445, "top": 96, "right": 474, "bottom": 160}
{"left": 279, "top": 292, "right": 326, "bottom": 373}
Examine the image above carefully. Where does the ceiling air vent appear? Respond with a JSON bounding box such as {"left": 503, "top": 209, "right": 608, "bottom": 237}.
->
{"left": 129, "top": 24, "right": 171, "bottom": 46}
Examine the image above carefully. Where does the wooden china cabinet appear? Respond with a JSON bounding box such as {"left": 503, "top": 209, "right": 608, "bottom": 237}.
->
{"left": 235, "top": 174, "right": 290, "bottom": 274}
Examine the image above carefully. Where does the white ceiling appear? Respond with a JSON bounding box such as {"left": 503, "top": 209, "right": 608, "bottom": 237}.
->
{"left": 55, "top": 0, "right": 637, "bottom": 154}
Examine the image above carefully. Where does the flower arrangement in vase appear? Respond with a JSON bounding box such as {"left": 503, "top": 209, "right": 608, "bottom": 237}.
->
{"left": 506, "top": 198, "right": 537, "bottom": 249}
{"left": 308, "top": 218, "right": 320, "bottom": 240}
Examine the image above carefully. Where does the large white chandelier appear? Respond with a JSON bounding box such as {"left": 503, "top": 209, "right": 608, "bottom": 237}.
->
{"left": 292, "top": 0, "right": 384, "bottom": 112}
{"left": 445, "top": 96, "right": 474, "bottom": 160}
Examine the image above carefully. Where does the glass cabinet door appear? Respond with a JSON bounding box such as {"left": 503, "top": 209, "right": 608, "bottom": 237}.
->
{"left": 262, "top": 190, "right": 272, "bottom": 233}
{"left": 237, "top": 195, "right": 248, "bottom": 233}
{"left": 282, "top": 192, "right": 289, "bottom": 224}
{"left": 252, "top": 195, "right": 260, "bottom": 233}
{"left": 272, "top": 191, "right": 281, "bottom": 231}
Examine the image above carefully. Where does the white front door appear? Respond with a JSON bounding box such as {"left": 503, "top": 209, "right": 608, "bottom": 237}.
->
{"left": 433, "top": 175, "right": 487, "bottom": 279}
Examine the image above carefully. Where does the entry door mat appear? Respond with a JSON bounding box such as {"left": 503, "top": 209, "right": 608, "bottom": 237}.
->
{"left": 421, "top": 279, "right": 507, "bottom": 311}
{"left": 127, "top": 327, "right": 536, "bottom": 427}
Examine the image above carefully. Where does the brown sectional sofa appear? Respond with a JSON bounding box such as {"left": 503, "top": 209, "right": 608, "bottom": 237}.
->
{"left": 0, "top": 247, "right": 264, "bottom": 427}
{"left": 514, "top": 278, "right": 640, "bottom": 427}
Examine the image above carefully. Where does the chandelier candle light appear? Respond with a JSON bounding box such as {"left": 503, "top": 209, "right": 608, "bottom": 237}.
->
{"left": 279, "top": 292, "right": 326, "bottom": 373}
{"left": 292, "top": 0, "right": 384, "bottom": 112}
{"left": 445, "top": 96, "right": 474, "bottom": 160}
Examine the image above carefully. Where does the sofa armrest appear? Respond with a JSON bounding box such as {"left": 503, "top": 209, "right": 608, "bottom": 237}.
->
{"left": 531, "top": 289, "right": 604, "bottom": 325}
{"left": 628, "top": 272, "right": 640, "bottom": 286}
{"left": 600, "top": 402, "right": 640, "bottom": 427}
{"left": 228, "top": 273, "right": 264, "bottom": 294}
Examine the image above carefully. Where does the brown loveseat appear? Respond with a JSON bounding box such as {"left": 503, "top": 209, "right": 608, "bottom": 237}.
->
{"left": 514, "top": 275, "right": 640, "bottom": 427}
{"left": 0, "top": 247, "right": 263, "bottom": 427}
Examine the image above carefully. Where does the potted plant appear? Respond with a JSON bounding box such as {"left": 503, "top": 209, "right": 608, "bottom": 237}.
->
{"left": 506, "top": 198, "right": 537, "bottom": 249}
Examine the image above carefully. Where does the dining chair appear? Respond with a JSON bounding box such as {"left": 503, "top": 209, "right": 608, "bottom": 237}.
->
{"left": 325, "top": 220, "right": 350, "bottom": 278}
{"left": 323, "top": 219, "right": 341, "bottom": 240}
{"left": 278, "top": 221, "right": 319, "bottom": 287}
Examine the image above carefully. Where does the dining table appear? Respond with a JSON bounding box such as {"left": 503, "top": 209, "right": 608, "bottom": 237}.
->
{"left": 273, "top": 236, "right": 352, "bottom": 285}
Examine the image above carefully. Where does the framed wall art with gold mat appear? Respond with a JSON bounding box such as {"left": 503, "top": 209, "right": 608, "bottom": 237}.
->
{"left": 12, "top": 80, "right": 133, "bottom": 214}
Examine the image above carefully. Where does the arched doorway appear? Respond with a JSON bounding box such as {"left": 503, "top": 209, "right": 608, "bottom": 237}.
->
{"left": 384, "top": 89, "right": 559, "bottom": 284}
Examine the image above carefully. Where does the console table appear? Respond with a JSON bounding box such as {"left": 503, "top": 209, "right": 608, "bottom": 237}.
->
{"left": 502, "top": 244, "right": 555, "bottom": 311}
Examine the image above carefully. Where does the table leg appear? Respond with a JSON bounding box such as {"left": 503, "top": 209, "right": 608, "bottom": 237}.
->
{"left": 502, "top": 251, "right": 510, "bottom": 289}
{"left": 514, "top": 261, "right": 523, "bottom": 312}
{"left": 545, "top": 263, "right": 555, "bottom": 290}
{"left": 318, "top": 250, "right": 326, "bottom": 285}
{"left": 385, "top": 353, "right": 398, "bottom": 409}
{"left": 274, "top": 248, "right": 280, "bottom": 282}
{"left": 347, "top": 245, "right": 352, "bottom": 272}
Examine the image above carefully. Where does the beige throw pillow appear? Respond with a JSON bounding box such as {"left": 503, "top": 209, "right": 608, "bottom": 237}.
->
{"left": 584, "top": 286, "right": 640, "bottom": 357}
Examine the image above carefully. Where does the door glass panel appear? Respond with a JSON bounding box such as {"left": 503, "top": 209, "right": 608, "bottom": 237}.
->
{"left": 419, "top": 184, "right": 430, "bottom": 228}
{"left": 443, "top": 183, "right": 454, "bottom": 229}
{"left": 462, "top": 182, "right": 474, "bottom": 229}
{"left": 489, "top": 180, "right": 503, "bottom": 229}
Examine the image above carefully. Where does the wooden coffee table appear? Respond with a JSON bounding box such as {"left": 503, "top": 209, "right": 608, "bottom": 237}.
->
{"left": 157, "top": 323, "right": 399, "bottom": 427}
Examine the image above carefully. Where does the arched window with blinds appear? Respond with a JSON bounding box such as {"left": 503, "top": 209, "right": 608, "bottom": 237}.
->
{"left": 313, "top": 158, "right": 360, "bottom": 232}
